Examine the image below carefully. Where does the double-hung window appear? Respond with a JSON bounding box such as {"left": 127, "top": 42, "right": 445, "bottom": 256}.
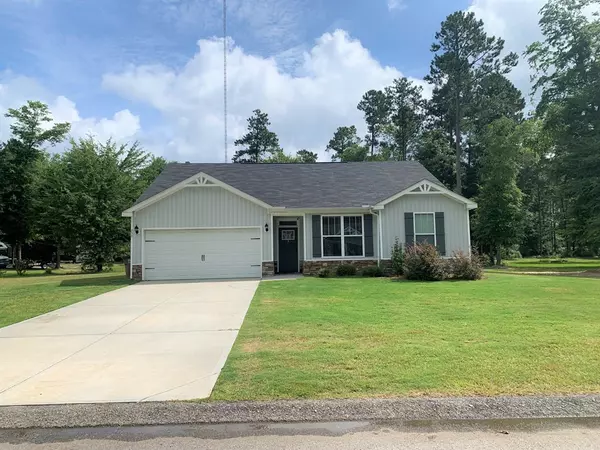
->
{"left": 414, "top": 213, "right": 436, "bottom": 245}
{"left": 322, "top": 215, "right": 364, "bottom": 257}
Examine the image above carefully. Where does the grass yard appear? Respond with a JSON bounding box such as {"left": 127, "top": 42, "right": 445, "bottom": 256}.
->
{"left": 0, "top": 265, "right": 134, "bottom": 328}
{"left": 503, "top": 257, "right": 600, "bottom": 272}
{"left": 211, "top": 274, "right": 600, "bottom": 401}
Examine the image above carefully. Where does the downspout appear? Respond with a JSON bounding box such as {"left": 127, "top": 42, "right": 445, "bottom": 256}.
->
{"left": 129, "top": 212, "right": 135, "bottom": 280}
{"left": 369, "top": 208, "right": 383, "bottom": 266}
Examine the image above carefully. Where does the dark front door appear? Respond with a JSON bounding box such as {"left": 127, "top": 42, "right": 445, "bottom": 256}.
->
{"left": 278, "top": 228, "right": 298, "bottom": 273}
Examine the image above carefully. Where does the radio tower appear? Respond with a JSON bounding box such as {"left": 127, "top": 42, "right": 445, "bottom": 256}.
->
{"left": 223, "top": 0, "right": 228, "bottom": 163}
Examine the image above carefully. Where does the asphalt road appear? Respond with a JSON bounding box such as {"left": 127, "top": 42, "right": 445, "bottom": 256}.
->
{"left": 1, "top": 420, "right": 600, "bottom": 450}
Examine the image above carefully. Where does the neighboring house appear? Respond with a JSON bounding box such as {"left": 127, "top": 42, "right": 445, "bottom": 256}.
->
{"left": 123, "top": 161, "right": 477, "bottom": 281}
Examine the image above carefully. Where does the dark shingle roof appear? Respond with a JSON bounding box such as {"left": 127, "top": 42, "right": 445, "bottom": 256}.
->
{"left": 132, "top": 161, "right": 441, "bottom": 209}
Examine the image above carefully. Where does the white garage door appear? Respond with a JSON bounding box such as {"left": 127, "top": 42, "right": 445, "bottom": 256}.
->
{"left": 143, "top": 228, "right": 262, "bottom": 281}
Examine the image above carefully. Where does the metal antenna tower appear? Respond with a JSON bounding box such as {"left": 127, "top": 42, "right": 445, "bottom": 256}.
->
{"left": 223, "top": 0, "right": 228, "bottom": 162}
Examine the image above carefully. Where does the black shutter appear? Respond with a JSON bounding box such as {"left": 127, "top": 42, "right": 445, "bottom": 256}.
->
{"left": 312, "top": 215, "right": 322, "bottom": 258}
{"left": 404, "top": 213, "right": 414, "bottom": 247}
{"left": 435, "top": 212, "right": 446, "bottom": 256}
{"left": 364, "top": 214, "right": 374, "bottom": 257}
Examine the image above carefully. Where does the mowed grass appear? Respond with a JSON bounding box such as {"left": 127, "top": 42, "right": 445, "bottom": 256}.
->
{"left": 211, "top": 274, "right": 600, "bottom": 400}
{"left": 0, "top": 265, "right": 134, "bottom": 328}
{"left": 504, "top": 258, "right": 600, "bottom": 272}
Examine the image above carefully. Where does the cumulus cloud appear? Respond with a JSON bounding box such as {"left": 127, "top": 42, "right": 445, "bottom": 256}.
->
{"left": 0, "top": 72, "right": 141, "bottom": 148}
{"left": 103, "top": 30, "right": 427, "bottom": 162}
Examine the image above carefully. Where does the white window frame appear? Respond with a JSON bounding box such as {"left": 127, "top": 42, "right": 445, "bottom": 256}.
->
{"left": 413, "top": 212, "right": 437, "bottom": 246}
{"left": 321, "top": 214, "right": 365, "bottom": 258}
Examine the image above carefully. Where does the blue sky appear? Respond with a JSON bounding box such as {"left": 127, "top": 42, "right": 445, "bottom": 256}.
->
{"left": 0, "top": 0, "right": 544, "bottom": 161}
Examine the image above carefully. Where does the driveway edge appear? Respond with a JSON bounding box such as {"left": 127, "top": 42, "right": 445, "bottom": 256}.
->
{"left": 1, "top": 395, "right": 600, "bottom": 429}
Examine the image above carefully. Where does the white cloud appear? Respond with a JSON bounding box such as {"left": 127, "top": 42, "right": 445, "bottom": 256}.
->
{"left": 103, "top": 30, "right": 427, "bottom": 162}
{"left": 51, "top": 96, "right": 141, "bottom": 143}
{"left": 387, "top": 0, "right": 407, "bottom": 12}
{"left": 0, "top": 72, "right": 141, "bottom": 148}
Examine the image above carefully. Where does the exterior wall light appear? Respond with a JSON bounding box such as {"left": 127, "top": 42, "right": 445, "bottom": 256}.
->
{"left": 265, "top": 223, "right": 269, "bottom": 232}
{"left": 134, "top": 225, "right": 139, "bottom": 235}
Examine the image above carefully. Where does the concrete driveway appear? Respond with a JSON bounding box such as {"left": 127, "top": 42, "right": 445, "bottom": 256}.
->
{"left": 0, "top": 280, "right": 259, "bottom": 406}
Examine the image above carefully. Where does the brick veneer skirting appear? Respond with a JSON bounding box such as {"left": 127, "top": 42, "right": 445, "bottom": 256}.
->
{"left": 132, "top": 264, "right": 143, "bottom": 281}
{"left": 262, "top": 261, "right": 275, "bottom": 277}
{"left": 303, "top": 259, "right": 380, "bottom": 276}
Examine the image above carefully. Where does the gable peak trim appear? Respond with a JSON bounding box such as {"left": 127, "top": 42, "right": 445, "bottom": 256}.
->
{"left": 376, "top": 179, "right": 478, "bottom": 210}
{"left": 122, "top": 170, "right": 272, "bottom": 217}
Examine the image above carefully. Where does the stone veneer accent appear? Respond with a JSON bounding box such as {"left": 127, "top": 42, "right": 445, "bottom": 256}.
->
{"left": 303, "top": 259, "right": 380, "bottom": 276}
{"left": 131, "top": 264, "right": 143, "bottom": 281}
{"left": 262, "top": 261, "right": 275, "bottom": 277}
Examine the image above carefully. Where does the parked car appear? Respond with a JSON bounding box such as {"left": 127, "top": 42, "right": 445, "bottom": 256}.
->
{"left": 0, "top": 255, "right": 9, "bottom": 269}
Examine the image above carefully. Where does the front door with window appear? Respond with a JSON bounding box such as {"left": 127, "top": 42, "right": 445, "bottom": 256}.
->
{"left": 278, "top": 228, "right": 298, "bottom": 273}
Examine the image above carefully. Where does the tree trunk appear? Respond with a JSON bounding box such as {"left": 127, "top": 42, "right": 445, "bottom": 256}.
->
{"left": 16, "top": 242, "right": 22, "bottom": 260}
{"left": 96, "top": 263, "right": 103, "bottom": 272}
{"left": 56, "top": 243, "right": 61, "bottom": 269}
{"left": 370, "top": 131, "right": 375, "bottom": 157}
{"left": 454, "top": 93, "right": 462, "bottom": 194}
{"left": 495, "top": 247, "right": 502, "bottom": 266}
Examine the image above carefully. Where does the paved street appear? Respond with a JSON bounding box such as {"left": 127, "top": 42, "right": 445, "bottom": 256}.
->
{"left": 1, "top": 421, "right": 599, "bottom": 449}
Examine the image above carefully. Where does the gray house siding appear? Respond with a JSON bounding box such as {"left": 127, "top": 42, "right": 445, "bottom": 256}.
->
{"left": 380, "top": 194, "right": 470, "bottom": 258}
{"left": 131, "top": 186, "right": 270, "bottom": 265}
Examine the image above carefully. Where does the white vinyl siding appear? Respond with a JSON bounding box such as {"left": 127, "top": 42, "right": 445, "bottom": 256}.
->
{"left": 144, "top": 229, "right": 261, "bottom": 280}
{"left": 381, "top": 194, "right": 470, "bottom": 258}
{"left": 131, "top": 186, "right": 270, "bottom": 265}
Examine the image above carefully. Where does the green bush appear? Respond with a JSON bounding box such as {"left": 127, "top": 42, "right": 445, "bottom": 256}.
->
{"left": 448, "top": 251, "right": 484, "bottom": 280}
{"left": 390, "top": 238, "right": 405, "bottom": 275}
{"left": 336, "top": 264, "right": 357, "bottom": 277}
{"left": 317, "top": 268, "right": 330, "bottom": 278}
{"left": 362, "top": 266, "right": 384, "bottom": 277}
{"left": 44, "top": 267, "right": 54, "bottom": 275}
{"left": 403, "top": 244, "right": 448, "bottom": 281}
{"left": 0, "top": 268, "right": 6, "bottom": 277}
{"left": 501, "top": 245, "right": 522, "bottom": 260}
{"left": 14, "top": 259, "right": 32, "bottom": 276}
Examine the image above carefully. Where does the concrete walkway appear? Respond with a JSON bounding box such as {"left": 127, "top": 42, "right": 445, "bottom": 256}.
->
{"left": 0, "top": 280, "right": 258, "bottom": 406}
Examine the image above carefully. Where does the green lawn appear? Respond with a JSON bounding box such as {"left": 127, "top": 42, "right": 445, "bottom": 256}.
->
{"left": 211, "top": 274, "right": 600, "bottom": 400}
{"left": 0, "top": 265, "right": 134, "bottom": 328}
{"left": 503, "top": 257, "right": 600, "bottom": 272}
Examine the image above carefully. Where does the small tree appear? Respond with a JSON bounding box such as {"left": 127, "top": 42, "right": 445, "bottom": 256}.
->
{"left": 390, "top": 238, "right": 405, "bottom": 275}
{"left": 232, "top": 110, "right": 280, "bottom": 163}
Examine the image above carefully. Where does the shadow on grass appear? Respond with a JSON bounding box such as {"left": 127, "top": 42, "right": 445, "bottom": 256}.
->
{"left": 59, "top": 275, "right": 135, "bottom": 288}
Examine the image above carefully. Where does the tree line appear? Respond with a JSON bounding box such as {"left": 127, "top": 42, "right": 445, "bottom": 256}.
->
{"left": 0, "top": 101, "right": 166, "bottom": 271}
{"left": 231, "top": 0, "right": 600, "bottom": 262}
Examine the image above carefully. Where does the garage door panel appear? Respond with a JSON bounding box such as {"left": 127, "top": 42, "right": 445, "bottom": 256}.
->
{"left": 144, "top": 229, "right": 261, "bottom": 281}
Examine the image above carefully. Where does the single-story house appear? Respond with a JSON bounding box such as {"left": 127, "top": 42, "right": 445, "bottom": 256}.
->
{"left": 122, "top": 161, "right": 477, "bottom": 281}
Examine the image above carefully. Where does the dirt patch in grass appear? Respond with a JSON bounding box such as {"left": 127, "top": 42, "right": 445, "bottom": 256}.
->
{"left": 242, "top": 337, "right": 315, "bottom": 353}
